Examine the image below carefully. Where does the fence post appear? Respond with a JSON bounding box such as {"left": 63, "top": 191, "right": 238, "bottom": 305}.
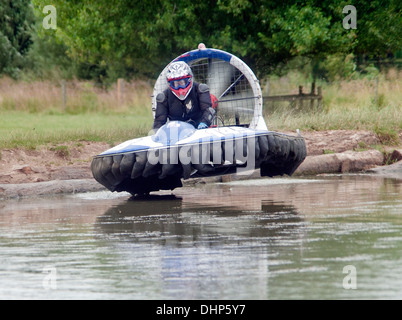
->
{"left": 117, "top": 78, "right": 124, "bottom": 106}
{"left": 298, "top": 85, "right": 303, "bottom": 109}
{"left": 298, "top": 85, "right": 303, "bottom": 95}
{"left": 310, "top": 82, "right": 316, "bottom": 109}
{"left": 310, "top": 82, "right": 315, "bottom": 94}
{"left": 61, "top": 80, "right": 66, "bottom": 110}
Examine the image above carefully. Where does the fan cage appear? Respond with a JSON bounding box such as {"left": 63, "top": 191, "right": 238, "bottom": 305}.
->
{"left": 152, "top": 48, "right": 262, "bottom": 128}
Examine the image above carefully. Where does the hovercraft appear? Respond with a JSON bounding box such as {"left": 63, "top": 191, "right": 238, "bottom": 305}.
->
{"left": 91, "top": 47, "right": 307, "bottom": 195}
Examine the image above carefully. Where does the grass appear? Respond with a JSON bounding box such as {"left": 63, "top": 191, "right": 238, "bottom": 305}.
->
{"left": 0, "top": 77, "right": 154, "bottom": 149}
{"left": 266, "top": 103, "right": 401, "bottom": 133}
{"left": 0, "top": 77, "right": 153, "bottom": 114}
{"left": 0, "top": 69, "right": 401, "bottom": 150}
{"left": 263, "top": 68, "right": 402, "bottom": 144}
{"left": 0, "top": 111, "right": 152, "bottom": 149}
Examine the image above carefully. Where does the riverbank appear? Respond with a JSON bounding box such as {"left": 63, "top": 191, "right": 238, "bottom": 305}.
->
{"left": 1, "top": 130, "right": 401, "bottom": 199}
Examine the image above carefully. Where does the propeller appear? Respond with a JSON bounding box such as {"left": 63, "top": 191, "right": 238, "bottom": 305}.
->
{"left": 203, "top": 59, "right": 254, "bottom": 123}
{"left": 206, "top": 58, "right": 234, "bottom": 99}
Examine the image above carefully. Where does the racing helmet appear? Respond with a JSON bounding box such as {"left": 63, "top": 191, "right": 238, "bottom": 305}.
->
{"left": 166, "top": 61, "right": 193, "bottom": 100}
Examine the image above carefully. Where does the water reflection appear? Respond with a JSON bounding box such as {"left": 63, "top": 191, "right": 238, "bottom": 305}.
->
{"left": 97, "top": 196, "right": 302, "bottom": 243}
{"left": 95, "top": 195, "right": 304, "bottom": 299}
{"left": 1, "top": 175, "right": 402, "bottom": 299}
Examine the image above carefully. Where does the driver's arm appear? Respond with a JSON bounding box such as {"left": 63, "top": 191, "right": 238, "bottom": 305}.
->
{"left": 153, "top": 92, "right": 169, "bottom": 130}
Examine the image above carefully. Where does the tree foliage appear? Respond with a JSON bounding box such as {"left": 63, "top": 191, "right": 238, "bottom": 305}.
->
{"left": 0, "top": 0, "right": 35, "bottom": 77}
{"left": 24, "top": 0, "right": 402, "bottom": 82}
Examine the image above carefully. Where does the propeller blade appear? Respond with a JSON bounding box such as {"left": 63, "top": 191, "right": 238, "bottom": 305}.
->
{"left": 206, "top": 59, "right": 234, "bottom": 98}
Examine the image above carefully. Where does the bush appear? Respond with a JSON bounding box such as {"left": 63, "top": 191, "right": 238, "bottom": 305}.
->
{"left": 0, "top": 0, "right": 35, "bottom": 78}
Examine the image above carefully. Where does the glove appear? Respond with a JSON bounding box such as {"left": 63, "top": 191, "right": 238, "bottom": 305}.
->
{"left": 197, "top": 122, "right": 208, "bottom": 129}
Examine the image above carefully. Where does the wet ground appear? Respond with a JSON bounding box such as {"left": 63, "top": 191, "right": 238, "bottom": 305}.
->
{"left": 1, "top": 174, "right": 402, "bottom": 299}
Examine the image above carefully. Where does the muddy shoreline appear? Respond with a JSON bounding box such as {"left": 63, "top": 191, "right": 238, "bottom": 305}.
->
{"left": 1, "top": 130, "right": 401, "bottom": 199}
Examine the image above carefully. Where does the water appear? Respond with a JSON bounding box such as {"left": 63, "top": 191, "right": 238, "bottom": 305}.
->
{"left": 0, "top": 175, "right": 401, "bottom": 300}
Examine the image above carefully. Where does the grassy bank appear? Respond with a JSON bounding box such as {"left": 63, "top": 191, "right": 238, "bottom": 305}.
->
{"left": 0, "top": 112, "right": 152, "bottom": 150}
{"left": 263, "top": 68, "right": 401, "bottom": 144}
{"left": 0, "top": 70, "right": 401, "bottom": 150}
{"left": 0, "top": 78, "right": 154, "bottom": 149}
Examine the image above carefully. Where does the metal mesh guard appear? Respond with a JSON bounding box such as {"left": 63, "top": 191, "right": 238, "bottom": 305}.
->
{"left": 152, "top": 48, "right": 261, "bottom": 127}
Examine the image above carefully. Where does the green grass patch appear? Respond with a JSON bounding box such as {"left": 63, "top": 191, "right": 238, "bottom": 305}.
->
{"left": 265, "top": 103, "right": 401, "bottom": 143}
{"left": 0, "top": 111, "right": 153, "bottom": 150}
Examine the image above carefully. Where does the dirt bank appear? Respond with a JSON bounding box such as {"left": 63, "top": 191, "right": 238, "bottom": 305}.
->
{"left": 0, "top": 130, "right": 401, "bottom": 199}
{"left": 0, "top": 141, "right": 109, "bottom": 185}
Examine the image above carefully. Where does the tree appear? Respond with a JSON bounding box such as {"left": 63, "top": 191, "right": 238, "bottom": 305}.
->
{"left": 30, "top": 0, "right": 401, "bottom": 81}
{"left": 33, "top": 0, "right": 173, "bottom": 82}
{"left": 350, "top": 0, "right": 401, "bottom": 57}
{"left": 0, "top": 0, "right": 36, "bottom": 77}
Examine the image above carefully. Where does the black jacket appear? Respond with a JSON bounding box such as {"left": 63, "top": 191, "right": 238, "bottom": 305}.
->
{"left": 153, "top": 82, "right": 214, "bottom": 130}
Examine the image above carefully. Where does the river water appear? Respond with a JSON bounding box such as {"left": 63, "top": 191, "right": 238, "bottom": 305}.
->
{"left": 0, "top": 174, "right": 401, "bottom": 300}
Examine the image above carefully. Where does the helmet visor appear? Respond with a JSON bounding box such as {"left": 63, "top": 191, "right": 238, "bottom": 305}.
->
{"left": 168, "top": 76, "right": 191, "bottom": 90}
